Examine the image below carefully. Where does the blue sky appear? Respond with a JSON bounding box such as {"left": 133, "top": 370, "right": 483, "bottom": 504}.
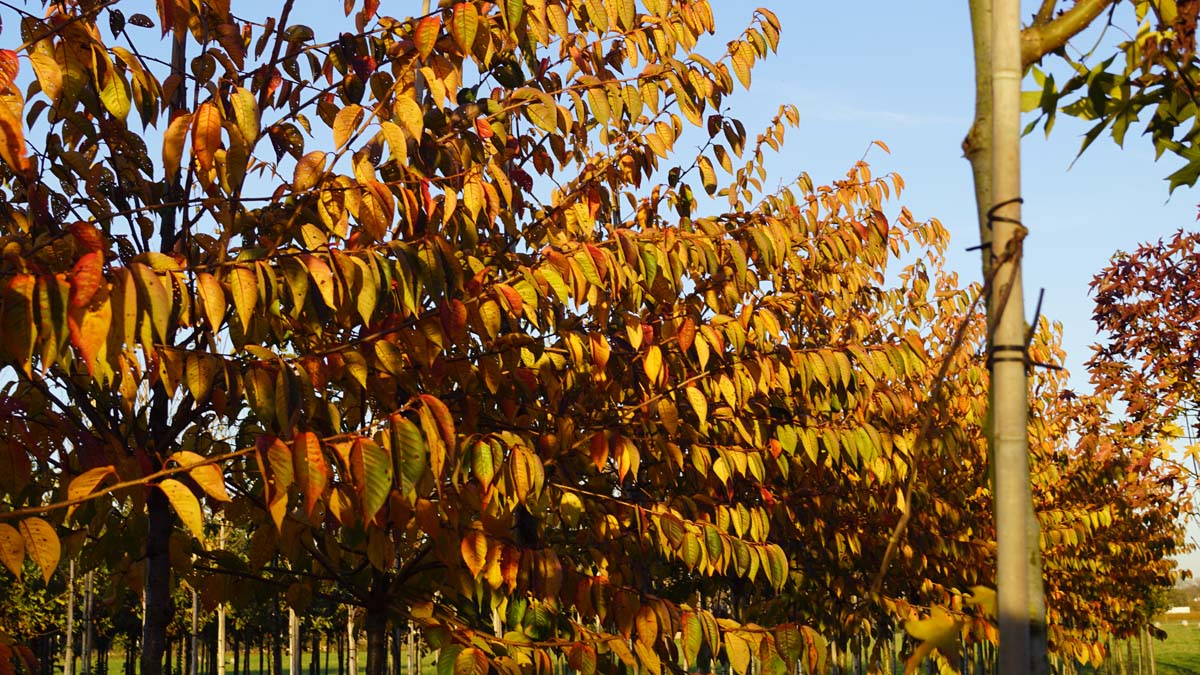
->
{"left": 704, "top": 1, "right": 1200, "bottom": 572}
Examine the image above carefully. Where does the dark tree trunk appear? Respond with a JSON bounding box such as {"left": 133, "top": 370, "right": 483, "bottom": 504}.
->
{"left": 336, "top": 630, "right": 344, "bottom": 675}
{"left": 364, "top": 607, "right": 387, "bottom": 675}
{"left": 309, "top": 629, "right": 318, "bottom": 675}
{"left": 142, "top": 484, "right": 173, "bottom": 675}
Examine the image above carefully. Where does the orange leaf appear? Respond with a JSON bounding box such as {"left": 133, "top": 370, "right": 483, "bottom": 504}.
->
{"left": 461, "top": 529, "right": 487, "bottom": 577}
{"left": 293, "top": 431, "right": 328, "bottom": 517}
{"left": 590, "top": 432, "right": 609, "bottom": 471}
{"left": 415, "top": 15, "right": 441, "bottom": 62}
{"left": 69, "top": 251, "right": 105, "bottom": 309}
{"left": 678, "top": 318, "right": 696, "bottom": 353}
{"left": 18, "top": 517, "right": 60, "bottom": 583}
{"left": 0, "top": 98, "right": 28, "bottom": 174}
{"left": 162, "top": 112, "right": 193, "bottom": 178}
{"left": 67, "top": 285, "right": 112, "bottom": 377}
{"left": 0, "top": 50, "right": 19, "bottom": 91}
{"left": 192, "top": 102, "right": 222, "bottom": 173}
{"left": 418, "top": 394, "right": 456, "bottom": 450}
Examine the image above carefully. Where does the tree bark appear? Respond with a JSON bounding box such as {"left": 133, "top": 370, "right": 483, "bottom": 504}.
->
{"left": 347, "top": 610, "right": 357, "bottom": 675}
{"left": 288, "top": 609, "right": 301, "bottom": 675}
{"left": 66, "top": 562, "right": 75, "bottom": 675}
{"left": 966, "top": 2, "right": 1050, "bottom": 673}
{"left": 364, "top": 607, "right": 387, "bottom": 675}
{"left": 990, "top": 2, "right": 1038, "bottom": 674}
{"left": 142, "top": 488, "right": 173, "bottom": 675}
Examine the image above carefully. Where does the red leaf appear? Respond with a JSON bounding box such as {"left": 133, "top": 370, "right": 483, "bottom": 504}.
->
{"left": 69, "top": 252, "right": 104, "bottom": 309}
{"left": 0, "top": 50, "right": 18, "bottom": 91}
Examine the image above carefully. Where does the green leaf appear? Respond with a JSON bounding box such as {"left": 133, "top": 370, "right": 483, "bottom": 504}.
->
{"left": 392, "top": 415, "right": 427, "bottom": 503}
{"left": 682, "top": 612, "right": 702, "bottom": 668}
{"left": 450, "top": 3, "right": 479, "bottom": 54}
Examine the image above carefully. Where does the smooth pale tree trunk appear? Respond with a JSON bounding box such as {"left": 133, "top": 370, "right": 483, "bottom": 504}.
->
{"left": 347, "top": 610, "right": 358, "bottom": 675}
{"left": 289, "top": 609, "right": 301, "bottom": 675}
{"left": 990, "top": 1, "right": 1036, "bottom": 674}
{"left": 966, "top": 2, "right": 1049, "bottom": 674}
{"left": 83, "top": 571, "right": 94, "bottom": 675}
{"left": 66, "top": 562, "right": 75, "bottom": 675}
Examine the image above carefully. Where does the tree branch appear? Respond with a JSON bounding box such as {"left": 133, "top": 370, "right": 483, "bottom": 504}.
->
{"left": 1021, "top": 0, "right": 1117, "bottom": 67}
{"left": 1033, "top": 0, "right": 1059, "bottom": 27}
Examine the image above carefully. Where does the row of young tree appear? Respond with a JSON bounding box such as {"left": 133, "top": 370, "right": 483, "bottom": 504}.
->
{"left": 0, "top": 1, "right": 1197, "bottom": 674}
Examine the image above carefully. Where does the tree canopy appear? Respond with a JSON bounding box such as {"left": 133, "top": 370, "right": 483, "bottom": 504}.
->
{"left": 0, "top": 2, "right": 1192, "bottom": 675}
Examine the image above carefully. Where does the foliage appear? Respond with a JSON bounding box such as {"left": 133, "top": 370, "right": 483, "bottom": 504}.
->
{"left": 0, "top": 2, "right": 1191, "bottom": 675}
{"left": 1021, "top": 1, "right": 1200, "bottom": 190}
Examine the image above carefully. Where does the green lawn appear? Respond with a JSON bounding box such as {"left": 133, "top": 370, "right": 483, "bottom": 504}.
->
{"left": 61, "top": 648, "right": 437, "bottom": 675}
{"left": 1156, "top": 621, "right": 1200, "bottom": 675}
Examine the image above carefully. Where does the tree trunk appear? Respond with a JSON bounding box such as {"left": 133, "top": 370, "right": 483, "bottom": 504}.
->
{"left": 83, "top": 571, "right": 94, "bottom": 675}
{"left": 273, "top": 610, "right": 283, "bottom": 675}
{"left": 190, "top": 590, "right": 200, "bottom": 675}
{"left": 347, "top": 610, "right": 357, "bottom": 675}
{"left": 143, "top": 485, "right": 173, "bottom": 675}
{"left": 966, "top": 2, "right": 1049, "bottom": 674}
{"left": 309, "top": 628, "right": 318, "bottom": 675}
{"left": 364, "top": 608, "right": 387, "bottom": 675}
{"left": 66, "top": 562, "right": 76, "bottom": 675}
{"left": 218, "top": 600, "right": 226, "bottom": 675}
{"left": 288, "top": 609, "right": 301, "bottom": 675}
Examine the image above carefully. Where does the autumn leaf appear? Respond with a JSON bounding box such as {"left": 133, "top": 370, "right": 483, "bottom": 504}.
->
{"left": 0, "top": 523, "right": 25, "bottom": 579}
{"left": 461, "top": 529, "right": 487, "bottom": 577}
{"left": 192, "top": 102, "right": 222, "bottom": 172}
{"left": 169, "top": 450, "right": 230, "bottom": 502}
{"left": 19, "top": 517, "right": 60, "bottom": 583}
{"left": 66, "top": 466, "right": 116, "bottom": 519}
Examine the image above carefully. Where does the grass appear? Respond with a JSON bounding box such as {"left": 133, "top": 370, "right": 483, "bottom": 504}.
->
{"left": 1155, "top": 621, "right": 1200, "bottom": 675}
{"left": 54, "top": 626, "right": 1200, "bottom": 675}
{"left": 61, "top": 647, "right": 438, "bottom": 675}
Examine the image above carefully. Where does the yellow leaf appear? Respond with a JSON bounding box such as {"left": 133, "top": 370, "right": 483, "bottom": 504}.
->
{"left": 293, "top": 151, "right": 326, "bottom": 191}
{"left": 333, "top": 104, "right": 364, "bottom": 150}
{"left": 19, "top": 517, "right": 60, "bottom": 583}
{"left": 394, "top": 96, "right": 423, "bottom": 140}
{"left": 724, "top": 632, "right": 750, "bottom": 675}
{"left": 644, "top": 345, "right": 663, "bottom": 386}
{"left": 685, "top": 386, "right": 707, "bottom": 427}
{"left": 170, "top": 450, "right": 230, "bottom": 502}
{"left": 196, "top": 272, "right": 226, "bottom": 331}
{"left": 66, "top": 466, "right": 116, "bottom": 519}
{"left": 302, "top": 254, "right": 338, "bottom": 310}
{"left": 228, "top": 265, "right": 257, "bottom": 334}
{"left": 230, "top": 86, "right": 260, "bottom": 146}
{"left": 0, "top": 523, "right": 24, "bottom": 579}
{"left": 160, "top": 479, "right": 205, "bottom": 542}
